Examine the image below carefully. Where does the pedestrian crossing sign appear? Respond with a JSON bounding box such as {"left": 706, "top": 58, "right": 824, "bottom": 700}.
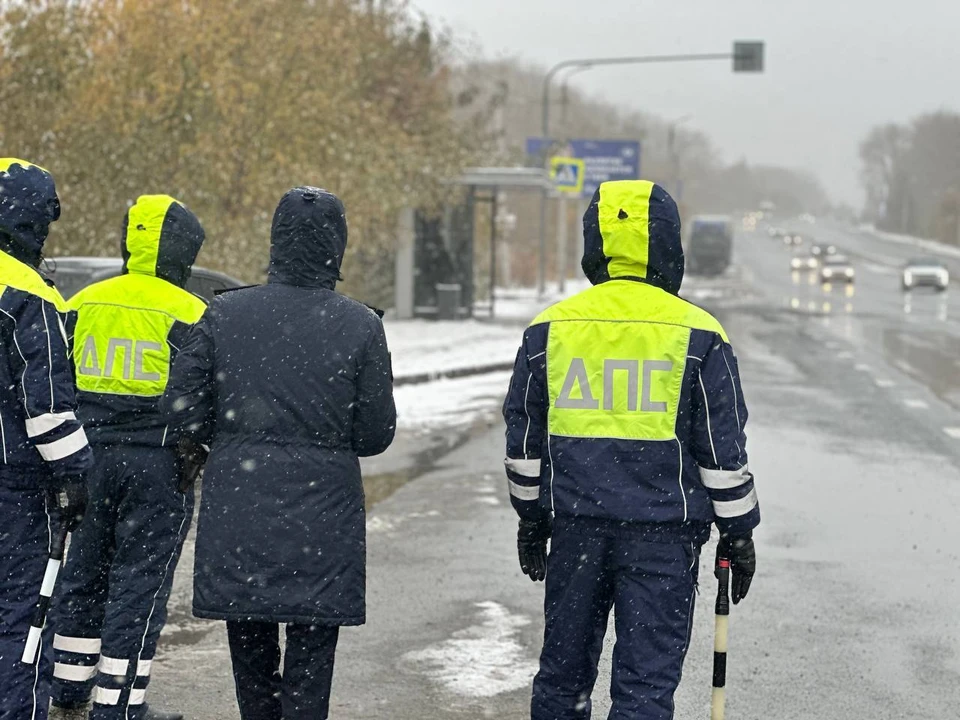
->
{"left": 550, "top": 157, "right": 585, "bottom": 194}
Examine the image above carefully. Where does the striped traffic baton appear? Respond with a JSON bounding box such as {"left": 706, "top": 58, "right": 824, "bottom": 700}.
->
{"left": 21, "top": 521, "right": 70, "bottom": 665}
{"left": 711, "top": 555, "right": 731, "bottom": 719}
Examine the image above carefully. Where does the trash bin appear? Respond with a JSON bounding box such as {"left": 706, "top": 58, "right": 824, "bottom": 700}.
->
{"left": 435, "top": 283, "right": 462, "bottom": 321}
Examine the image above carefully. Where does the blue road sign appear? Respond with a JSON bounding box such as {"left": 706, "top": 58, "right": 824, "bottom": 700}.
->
{"left": 526, "top": 138, "right": 642, "bottom": 198}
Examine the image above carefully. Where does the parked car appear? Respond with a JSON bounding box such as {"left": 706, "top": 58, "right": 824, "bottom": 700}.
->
{"left": 819, "top": 254, "right": 855, "bottom": 284}
{"left": 41, "top": 256, "right": 244, "bottom": 301}
{"left": 902, "top": 257, "right": 949, "bottom": 292}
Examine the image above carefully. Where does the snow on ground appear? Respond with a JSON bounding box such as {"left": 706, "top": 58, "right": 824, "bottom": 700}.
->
{"left": 385, "top": 321, "right": 521, "bottom": 380}
{"left": 383, "top": 280, "right": 590, "bottom": 382}
{"left": 403, "top": 601, "right": 539, "bottom": 698}
{"left": 393, "top": 371, "right": 512, "bottom": 431}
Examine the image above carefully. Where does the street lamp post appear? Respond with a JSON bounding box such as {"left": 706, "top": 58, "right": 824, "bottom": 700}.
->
{"left": 535, "top": 41, "right": 764, "bottom": 296}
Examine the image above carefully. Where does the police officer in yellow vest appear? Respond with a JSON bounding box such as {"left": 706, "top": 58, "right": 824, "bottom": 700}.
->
{"left": 503, "top": 180, "right": 759, "bottom": 719}
{"left": 0, "top": 159, "right": 94, "bottom": 720}
{"left": 48, "top": 196, "right": 206, "bottom": 720}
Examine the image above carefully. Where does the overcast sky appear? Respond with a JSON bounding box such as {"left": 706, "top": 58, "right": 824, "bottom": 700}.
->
{"left": 411, "top": 0, "right": 960, "bottom": 207}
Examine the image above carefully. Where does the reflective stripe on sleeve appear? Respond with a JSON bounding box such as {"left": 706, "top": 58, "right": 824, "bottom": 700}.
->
{"left": 36, "top": 426, "right": 88, "bottom": 461}
{"left": 505, "top": 457, "right": 541, "bottom": 478}
{"left": 508, "top": 480, "right": 540, "bottom": 502}
{"left": 136, "top": 659, "right": 152, "bottom": 677}
{"left": 98, "top": 656, "right": 129, "bottom": 676}
{"left": 25, "top": 411, "right": 76, "bottom": 438}
{"left": 54, "top": 662, "right": 98, "bottom": 682}
{"left": 713, "top": 488, "right": 759, "bottom": 518}
{"left": 92, "top": 687, "right": 121, "bottom": 706}
{"left": 699, "top": 465, "right": 751, "bottom": 490}
{"left": 129, "top": 689, "right": 146, "bottom": 705}
{"left": 54, "top": 635, "right": 102, "bottom": 655}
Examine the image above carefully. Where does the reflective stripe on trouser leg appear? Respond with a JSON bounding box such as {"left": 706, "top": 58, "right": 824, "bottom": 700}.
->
{"left": 89, "top": 445, "right": 193, "bottom": 720}
{"left": 90, "top": 658, "right": 151, "bottom": 719}
{"left": 52, "top": 635, "right": 102, "bottom": 704}
{"left": 0, "top": 485, "right": 55, "bottom": 720}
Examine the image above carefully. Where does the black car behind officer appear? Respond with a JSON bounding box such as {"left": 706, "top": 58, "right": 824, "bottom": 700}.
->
{"left": 48, "top": 195, "right": 207, "bottom": 720}
{"left": 0, "top": 159, "right": 94, "bottom": 719}
{"left": 503, "top": 179, "right": 759, "bottom": 719}
{"left": 162, "top": 186, "right": 396, "bottom": 719}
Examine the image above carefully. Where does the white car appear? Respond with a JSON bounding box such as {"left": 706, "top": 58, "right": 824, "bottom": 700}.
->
{"left": 902, "top": 258, "right": 949, "bottom": 292}
{"left": 820, "top": 255, "right": 855, "bottom": 283}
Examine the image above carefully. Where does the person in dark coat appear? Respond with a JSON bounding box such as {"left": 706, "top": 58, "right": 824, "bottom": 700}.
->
{"left": 161, "top": 186, "right": 396, "bottom": 719}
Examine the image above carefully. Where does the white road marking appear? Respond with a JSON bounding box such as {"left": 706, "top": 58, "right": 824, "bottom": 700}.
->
{"left": 855, "top": 363, "right": 872, "bottom": 372}
{"left": 904, "top": 399, "right": 929, "bottom": 409}
{"left": 943, "top": 427, "right": 960, "bottom": 439}
{"left": 405, "top": 601, "right": 539, "bottom": 698}
{"left": 865, "top": 263, "right": 896, "bottom": 276}
{"left": 875, "top": 379, "right": 895, "bottom": 388}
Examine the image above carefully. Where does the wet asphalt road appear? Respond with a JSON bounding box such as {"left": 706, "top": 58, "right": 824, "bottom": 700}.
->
{"left": 148, "top": 223, "right": 960, "bottom": 718}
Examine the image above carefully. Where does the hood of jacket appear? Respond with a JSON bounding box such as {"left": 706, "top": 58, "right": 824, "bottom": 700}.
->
{"left": 581, "top": 180, "right": 684, "bottom": 295}
{"left": 121, "top": 195, "right": 205, "bottom": 288}
{"left": 0, "top": 158, "right": 61, "bottom": 268}
{"left": 268, "top": 187, "right": 347, "bottom": 289}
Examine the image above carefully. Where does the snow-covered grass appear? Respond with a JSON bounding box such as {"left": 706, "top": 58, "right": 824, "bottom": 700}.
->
{"left": 383, "top": 280, "right": 589, "bottom": 383}
{"left": 863, "top": 225, "right": 960, "bottom": 261}
{"left": 385, "top": 321, "right": 521, "bottom": 380}
{"left": 393, "top": 371, "right": 512, "bottom": 431}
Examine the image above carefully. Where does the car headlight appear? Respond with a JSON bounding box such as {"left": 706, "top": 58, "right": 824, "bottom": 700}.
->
{"left": 823, "top": 269, "right": 833, "bottom": 278}
{"left": 904, "top": 271, "right": 913, "bottom": 285}
{"left": 939, "top": 270, "right": 950, "bottom": 284}
{"left": 845, "top": 268, "right": 854, "bottom": 277}
{"left": 791, "top": 259, "right": 801, "bottom": 269}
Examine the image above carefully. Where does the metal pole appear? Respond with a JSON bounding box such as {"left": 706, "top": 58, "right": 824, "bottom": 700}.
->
{"left": 490, "top": 191, "right": 498, "bottom": 318}
{"left": 557, "top": 193, "right": 568, "bottom": 294}
{"left": 536, "top": 52, "right": 733, "bottom": 298}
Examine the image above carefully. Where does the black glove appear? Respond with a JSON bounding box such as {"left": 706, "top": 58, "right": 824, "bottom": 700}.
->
{"left": 517, "top": 515, "right": 552, "bottom": 582}
{"left": 716, "top": 531, "right": 756, "bottom": 604}
{"left": 175, "top": 436, "right": 209, "bottom": 493}
{"left": 47, "top": 475, "right": 87, "bottom": 532}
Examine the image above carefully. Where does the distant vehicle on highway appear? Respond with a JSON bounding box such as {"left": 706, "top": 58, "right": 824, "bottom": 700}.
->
{"left": 809, "top": 243, "right": 837, "bottom": 258}
{"left": 782, "top": 233, "right": 803, "bottom": 247}
{"left": 41, "top": 256, "right": 244, "bottom": 301}
{"left": 819, "top": 254, "right": 855, "bottom": 284}
{"left": 768, "top": 227, "right": 786, "bottom": 239}
{"left": 902, "top": 257, "right": 949, "bottom": 292}
{"left": 791, "top": 252, "right": 818, "bottom": 271}
{"left": 686, "top": 215, "right": 733, "bottom": 276}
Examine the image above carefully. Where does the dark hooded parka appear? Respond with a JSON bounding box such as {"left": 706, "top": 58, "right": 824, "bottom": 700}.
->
{"left": 162, "top": 187, "right": 396, "bottom": 625}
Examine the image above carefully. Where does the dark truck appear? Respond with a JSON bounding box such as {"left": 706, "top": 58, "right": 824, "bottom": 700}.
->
{"left": 685, "top": 215, "right": 734, "bottom": 276}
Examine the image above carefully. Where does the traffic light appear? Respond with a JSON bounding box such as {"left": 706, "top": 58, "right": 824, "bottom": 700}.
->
{"left": 733, "top": 41, "right": 764, "bottom": 73}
